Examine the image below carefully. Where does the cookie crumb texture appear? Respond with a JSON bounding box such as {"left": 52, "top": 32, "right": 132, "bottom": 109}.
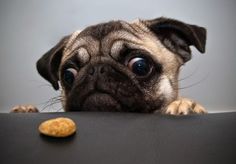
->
{"left": 39, "top": 117, "right": 76, "bottom": 137}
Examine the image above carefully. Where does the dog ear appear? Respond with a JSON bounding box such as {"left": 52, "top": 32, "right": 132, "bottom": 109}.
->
{"left": 143, "top": 17, "right": 207, "bottom": 62}
{"left": 36, "top": 36, "right": 70, "bottom": 90}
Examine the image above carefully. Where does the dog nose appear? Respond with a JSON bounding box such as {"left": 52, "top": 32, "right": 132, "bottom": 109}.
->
{"left": 88, "top": 64, "right": 110, "bottom": 76}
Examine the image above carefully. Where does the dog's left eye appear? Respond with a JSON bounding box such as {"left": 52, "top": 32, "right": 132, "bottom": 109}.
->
{"left": 63, "top": 68, "right": 77, "bottom": 86}
{"left": 127, "top": 57, "right": 152, "bottom": 76}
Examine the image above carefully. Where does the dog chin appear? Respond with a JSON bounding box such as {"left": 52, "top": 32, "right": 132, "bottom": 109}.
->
{"left": 79, "top": 92, "right": 122, "bottom": 112}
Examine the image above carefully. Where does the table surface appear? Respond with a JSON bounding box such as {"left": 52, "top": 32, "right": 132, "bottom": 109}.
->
{"left": 0, "top": 112, "right": 236, "bottom": 164}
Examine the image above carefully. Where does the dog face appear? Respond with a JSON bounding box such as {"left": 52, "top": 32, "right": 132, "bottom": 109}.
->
{"left": 37, "top": 17, "right": 206, "bottom": 112}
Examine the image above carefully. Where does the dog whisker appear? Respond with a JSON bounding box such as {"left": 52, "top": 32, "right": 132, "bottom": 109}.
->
{"left": 179, "top": 73, "right": 209, "bottom": 90}
{"left": 40, "top": 95, "right": 64, "bottom": 112}
{"left": 56, "top": 107, "right": 64, "bottom": 112}
{"left": 178, "top": 67, "right": 199, "bottom": 82}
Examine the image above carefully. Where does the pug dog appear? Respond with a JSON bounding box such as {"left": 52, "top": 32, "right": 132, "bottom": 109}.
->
{"left": 11, "top": 17, "right": 207, "bottom": 115}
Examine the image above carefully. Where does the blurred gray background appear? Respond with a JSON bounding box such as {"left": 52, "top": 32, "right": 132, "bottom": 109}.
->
{"left": 0, "top": 0, "right": 235, "bottom": 112}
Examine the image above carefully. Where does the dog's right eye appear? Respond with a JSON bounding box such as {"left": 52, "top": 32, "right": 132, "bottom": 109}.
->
{"left": 63, "top": 68, "right": 77, "bottom": 86}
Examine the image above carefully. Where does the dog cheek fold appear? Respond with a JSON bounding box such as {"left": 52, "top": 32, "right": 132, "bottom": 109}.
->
{"left": 158, "top": 76, "right": 174, "bottom": 101}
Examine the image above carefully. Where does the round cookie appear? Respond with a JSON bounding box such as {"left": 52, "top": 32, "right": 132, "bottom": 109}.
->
{"left": 39, "top": 117, "right": 76, "bottom": 137}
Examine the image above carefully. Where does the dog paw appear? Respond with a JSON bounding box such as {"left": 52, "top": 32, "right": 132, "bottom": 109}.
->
{"left": 163, "top": 98, "right": 207, "bottom": 115}
{"left": 10, "top": 105, "right": 39, "bottom": 113}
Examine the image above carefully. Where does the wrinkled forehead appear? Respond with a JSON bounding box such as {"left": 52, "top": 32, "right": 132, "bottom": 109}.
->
{"left": 63, "top": 20, "right": 142, "bottom": 56}
{"left": 61, "top": 20, "right": 169, "bottom": 64}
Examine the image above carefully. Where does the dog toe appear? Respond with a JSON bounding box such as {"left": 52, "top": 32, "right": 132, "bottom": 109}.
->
{"left": 192, "top": 103, "right": 207, "bottom": 114}
{"left": 10, "top": 105, "right": 39, "bottom": 113}
{"left": 163, "top": 98, "right": 207, "bottom": 115}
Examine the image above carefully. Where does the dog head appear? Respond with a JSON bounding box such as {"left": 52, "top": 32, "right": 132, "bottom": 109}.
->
{"left": 37, "top": 17, "right": 206, "bottom": 112}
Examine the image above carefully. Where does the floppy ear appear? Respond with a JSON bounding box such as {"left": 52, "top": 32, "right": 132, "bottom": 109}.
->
{"left": 36, "top": 36, "right": 70, "bottom": 90}
{"left": 143, "top": 17, "right": 207, "bottom": 62}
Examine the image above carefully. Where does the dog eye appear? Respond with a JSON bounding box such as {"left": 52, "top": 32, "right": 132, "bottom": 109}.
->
{"left": 127, "top": 57, "right": 152, "bottom": 76}
{"left": 63, "top": 68, "right": 77, "bottom": 86}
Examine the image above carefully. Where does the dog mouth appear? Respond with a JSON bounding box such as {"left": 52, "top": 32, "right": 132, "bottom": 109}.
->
{"left": 66, "top": 89, "right": 160, "bottom": 113}
{"left": 81, "top": 92, "right": 122, "bottom": 112}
